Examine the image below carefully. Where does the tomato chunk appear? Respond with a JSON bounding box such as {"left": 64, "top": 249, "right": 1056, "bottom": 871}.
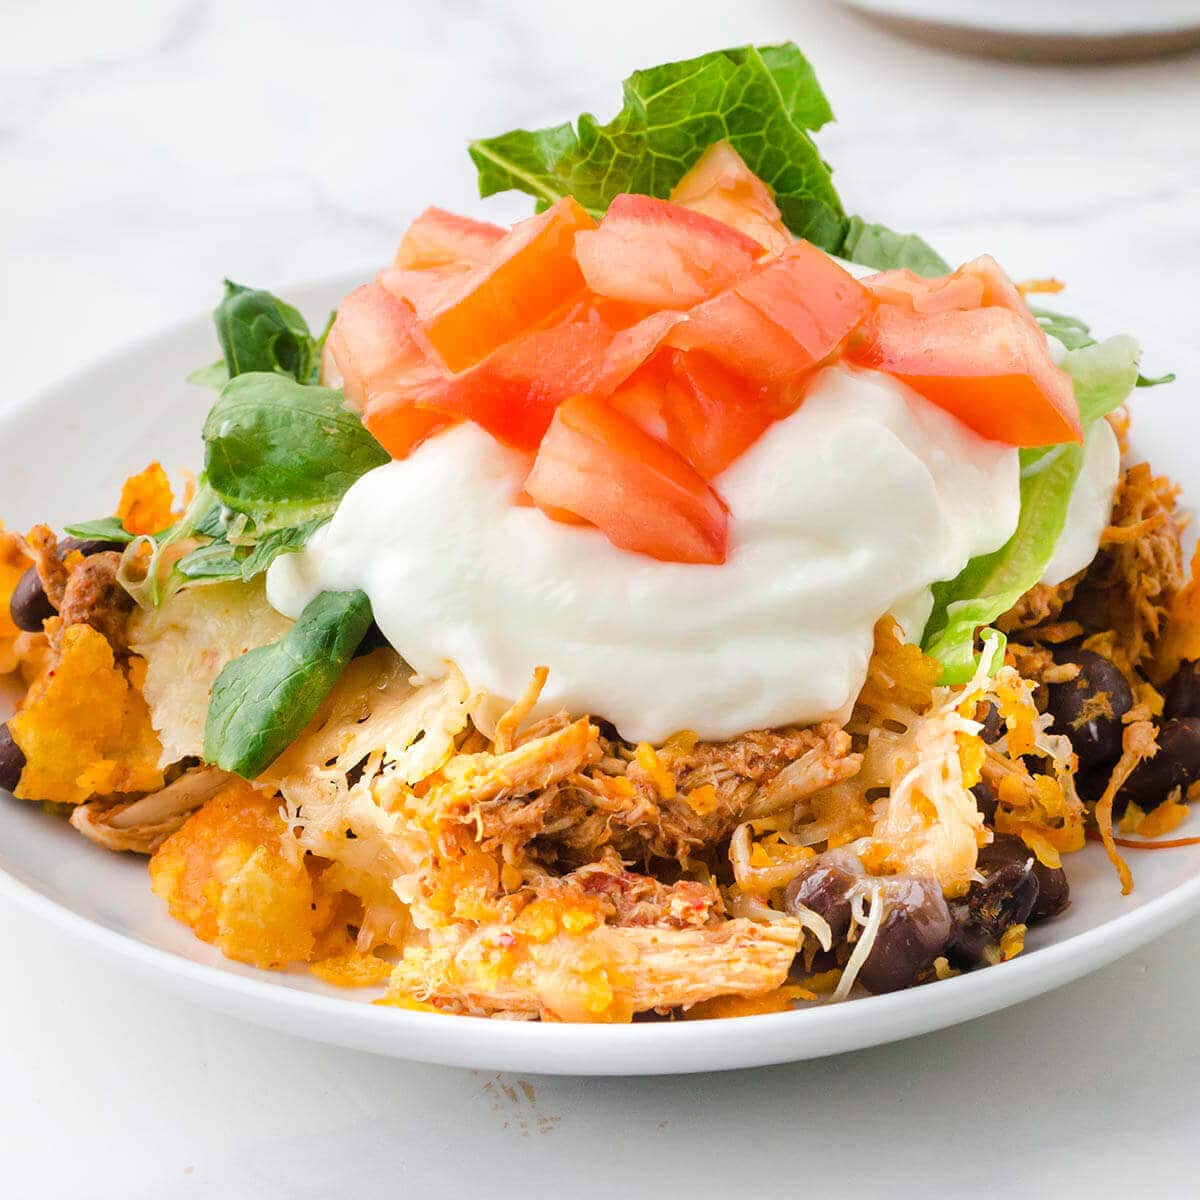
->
{"left": 394, "top": 206, "right": 506, "bottom": 269}
{"left": 864, "top": 255, "right": 1036, "bottom": 327}
{"left": 525, "top": 394, "right": 727, "bottom": 564}
{"left": 610, "top": 349, "right": 774, "bottom": 479}
{"left": 574, "top": 193, "right": 762, "bottom": 309}
{"left": 847, "top": 303, "right": 1082, "bottom": 447}
{"left": 670, "top": 141, "right": 793, "bottom": 255}
{"left": 328, "top": 283, "right": 448, "bottom": 457}
{"left": 422, "top": 309, "right": 680, "bottom": 449}
{"left": 420, "top": 197, "right": 596, "bottom": 372}
{"left": 667, "top": 241, "right": 870, "bottom": 404}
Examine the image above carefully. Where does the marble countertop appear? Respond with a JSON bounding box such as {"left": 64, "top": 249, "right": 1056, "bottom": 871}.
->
{"left": 2, "top": 2, "right": 1199, "bottom": 1196}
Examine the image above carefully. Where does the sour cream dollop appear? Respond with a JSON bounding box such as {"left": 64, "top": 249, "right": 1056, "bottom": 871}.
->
{"left": 268, "top": 366, "right": 1023, "bottom": 742}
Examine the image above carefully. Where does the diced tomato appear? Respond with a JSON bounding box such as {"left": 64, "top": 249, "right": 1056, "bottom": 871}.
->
{"left": 609, "top": 349, "right": 774, "bottom": 479}
{"left": 574, "top": 193, "right": 762, "bottom": 309}
{"left": 422, "top": 309, "right": 680, "bottom": 449}
{"left": 667, "top": 241, "right": 871, "bottom": 404}
{"left": 846, "top": 303, "right": 1082, "bottom": 447}
{"left": 394, "top": 206, "right": 506, "bottom": 269}
{"left": 378, "top": 263, "right": 467, "bottom": 319}
{"left": 329, "top": 283, "right": 448, "bottom": 457}
{"left": 864, "top": 255, "right": 1037, "bottom": 328}
{"left": 670, "top": 141, "right": 793, "bottom": 255}
{"left": 419, "top": 197, "right": 596, "bottom": 372}
{"left": 525, "top": 394, "right": 727, "bottom": 564}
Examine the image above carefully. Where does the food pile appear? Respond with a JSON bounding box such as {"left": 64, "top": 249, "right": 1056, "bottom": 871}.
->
{"left": 0, "top": 43, "right": 1196, "bottom": 1022}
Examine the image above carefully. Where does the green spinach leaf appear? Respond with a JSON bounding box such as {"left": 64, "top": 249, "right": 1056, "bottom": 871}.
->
{"left": 62, "top": 516, "right": 137, "bottom": 544}
{"left": 204, "top": 589, "right": 373, "bottom": 778}
{"left": 203, "top": 373, "right": 388, "bottom": 533}
{"left": 174, "top": 519, "right": 327, "bottom": 584}
{"left": 470, "top": 43, "right": 847, "bottom": 249}
{"left": 215, "top": 281, "right": 325, "bottom": 383}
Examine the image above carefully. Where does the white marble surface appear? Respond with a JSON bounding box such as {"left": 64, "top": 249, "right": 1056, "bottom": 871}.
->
{"left": 2, "top": 1, "right": 1199, "bottom": 1196}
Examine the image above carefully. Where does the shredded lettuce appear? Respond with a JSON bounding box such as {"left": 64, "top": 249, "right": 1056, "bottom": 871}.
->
{"left": 921, "top": 336, "right": 1142, "bottom": 681}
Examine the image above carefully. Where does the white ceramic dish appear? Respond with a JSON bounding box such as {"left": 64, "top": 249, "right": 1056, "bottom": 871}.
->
{"left": 838, "top": 0, "right": 1200, "bottom": 60}
{"left": 1, "top": 273, "right": 1197, "bottom": 1076}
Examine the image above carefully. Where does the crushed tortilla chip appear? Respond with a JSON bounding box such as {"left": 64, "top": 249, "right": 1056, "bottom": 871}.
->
{"left": 1135, "top": 799, "right": 1190, "bottom": 839}
{"left": 117, "top": 462, "right": 176, "bottom": 536}
{"left": 9, "top": 624, "right": 164, "bottom": 804}
{"left": 148, "top": 780, "right": 319, "bottom": 969}
{"left": 310, "top": 951, "right": 394, "bottom": 988}
{"left": 0, "top": 525, "right": 32, "bottom": 674}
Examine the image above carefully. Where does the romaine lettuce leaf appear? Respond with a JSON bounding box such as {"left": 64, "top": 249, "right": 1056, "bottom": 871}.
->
{"left": 921, "top": 336, "right": 1143, "bottom": 681}
{"left": 839, "top": 216, "right": 949, "bottom": 275}
{"left": 470, "top": 44, "right": 846, "bottom": 248}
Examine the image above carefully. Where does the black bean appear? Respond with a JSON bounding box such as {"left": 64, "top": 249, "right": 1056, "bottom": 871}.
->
{"left": 8, "top": 537, "right": 125, "bottom": 633}
{"left": 972, "top": 779, "right": 999, "bottom": 823}
{"left": 1117, "top": 717, "right": 1200, "bottom": 813}
{"left": 856, "top": 877, "right": 952, "bottom": 994}
{"left": 1045, "top": 650, "right": 1132, "bottom": 773}
{"left": 783, "top": 857, "right": 860, "bottom": 943}
{"left": 1164, "top": 660, "right": 1200, "bottom": 720}
{"left": 0, "top": 723, "right": 25, "bottom": 793}
{"left": 978, "top": 833, "right": 1070, "bottom": 920}
{"left": 947, "top": 836, "right": 1042, "bottom": 966}
{"left": 976, "top": 701, "right": 1003, "bottom": 745}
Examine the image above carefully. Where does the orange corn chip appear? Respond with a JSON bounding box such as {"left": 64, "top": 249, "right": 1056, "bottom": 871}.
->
{"left": 9, "top": 624, "right": 163, "bottom": 804}
{"left": 149, "top": 780, "right": 317, "bottom": 969}
{"left": 117, "top": 462, "right": 176, "bottom": 536}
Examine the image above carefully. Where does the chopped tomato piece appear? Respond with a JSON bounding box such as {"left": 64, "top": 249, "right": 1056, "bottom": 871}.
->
{"left": 864, "top": 255, "right": 1037, "bottom": 328}
{"left": 420, "top": 197, "right": 596, "bottom": 372}
{"left": 394, "top": 206, "right": 506, "bottom": 269}
{"left": 667, "top": 241, "right": 871, "bottom": 404}
{"left": 847, "top": 303, "right": 1083, "bottom": 447}
{"left": 378, "top": 263, "right": 466, "bottom": 319}
{"left": 670, "top": 141, "right": 793, "bottom": 255}
{"left": 610, "top": 349, "right": 774, "bottom": 479}
{"left": 574, "top": 193, "right": 762, "bottom": 309}
{"left": 525, "top": 394, "right": 727, "bottom": 564}
{"left": 422, "top": 310, "right": 680, "bottom": 449}
{"left": 328, "top": 283, "right": 448, "bottom": 457}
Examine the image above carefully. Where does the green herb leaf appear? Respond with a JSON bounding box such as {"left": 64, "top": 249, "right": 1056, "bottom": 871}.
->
{"left": 174, "top": 519, "right": 327, "bottom": 584}
{"left": 203, "top": 373, "right": 388, "bottom": 533}
{"left": 62, "top": 516, "right": 136, "bottom": 544}
{"left": 1031, "top": 307, "right": 1095, "bottom": 352}
{"left": 204, "top": 589, "right": 373, "bottom": 778}
{"left": 920, "top": 336, "right": 1142, "bottom": 682}
{"left": 1136, "top": 369, "right": 1177, "bottom": 388}
{"left": 470, "top": 43, "right": 847, "bottom": 249}
{"left": 214, "top": 281, "right": 322, "bottom": 383}
{"left": 839, "top": 215, "right": 950, "bottom": 276}
{"left": 186, "top": 360, "right": 231, "bottom": 390}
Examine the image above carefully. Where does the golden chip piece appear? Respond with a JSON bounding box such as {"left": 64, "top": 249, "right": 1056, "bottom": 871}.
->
{"left": 149, "top": 780, "right": 319, "bottom": 969}
{"left": 0, "top": 525, "right": 32, "bottom": 674}
{"left": 117, "top": 461, "right": 176, "bottom": 536}
{"left": 10, "top": 624, "right": 164, "bottom": 804}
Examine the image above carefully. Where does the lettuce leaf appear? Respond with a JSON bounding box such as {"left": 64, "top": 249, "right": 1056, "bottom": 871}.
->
{"left": 921, "top": 336, "right": 1142, "bottom": 682}
{"left": 469, "top": 44, "right": 846, "bottom": 248}
{"left": 839, "top": 216, "right": 949, "bottom": 275}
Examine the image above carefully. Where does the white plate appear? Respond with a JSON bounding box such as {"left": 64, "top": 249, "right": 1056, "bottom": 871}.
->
{"left": 837, "top": 0, "right": 1200, "bottom": 60}
{"left": 1, "top": 273, "right": 1198, "bottom": 1075}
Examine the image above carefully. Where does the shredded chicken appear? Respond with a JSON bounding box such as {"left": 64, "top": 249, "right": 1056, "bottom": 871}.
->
{"left": 55, "top": 551, "right": 134, "bottom": 652}
{"left": 1068, "top": 463, "right": 1184, "bottom": 667}
{"left": 386, "top": 909, "right": 801, "bottom": 1021}
{"left": 998, "top": 573, "right": 1081, "bottom": 634}
{"left": 25, "top": 524, "right": 68, "bottom": 610}
{"left": 70, "top": 766, "right": 234, "bottom": 853}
